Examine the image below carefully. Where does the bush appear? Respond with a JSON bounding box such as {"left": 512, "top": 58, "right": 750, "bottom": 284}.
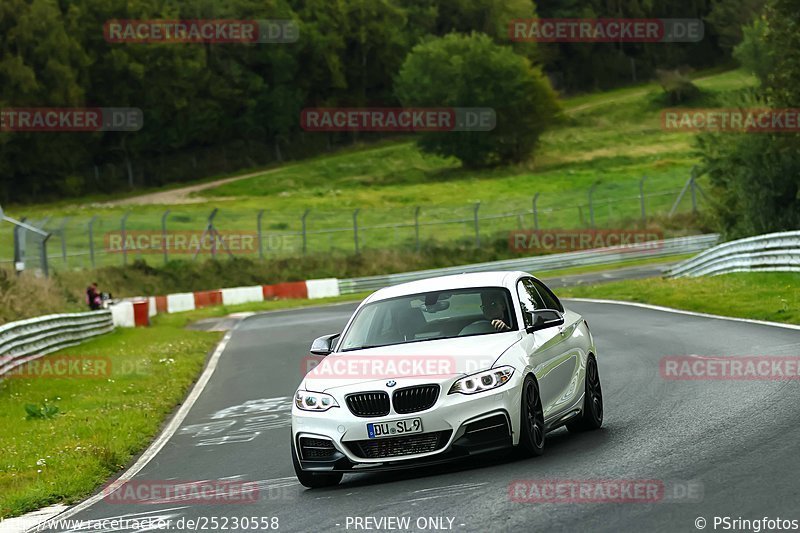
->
{"left": 394, "top": 33, "right": 560, "bottom": 168}
{"left": 654, "top": 69, "right": 704, "bottom": 106}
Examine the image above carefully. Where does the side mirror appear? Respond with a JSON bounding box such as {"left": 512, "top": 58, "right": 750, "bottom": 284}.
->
{"left": 526, "top": 309, "right": 565, "bottom": 333}
{"left": 310, "top": 333, "right": 340, "bottom": 356}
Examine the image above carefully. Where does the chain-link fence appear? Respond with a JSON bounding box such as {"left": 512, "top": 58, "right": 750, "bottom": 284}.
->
{"left": 1, "top": 174, "right": 709, "bottom": 276}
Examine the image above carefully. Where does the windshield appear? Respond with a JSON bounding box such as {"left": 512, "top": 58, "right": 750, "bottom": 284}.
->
{"left": 338, "top": 287, "right": 516, "bottom": 351}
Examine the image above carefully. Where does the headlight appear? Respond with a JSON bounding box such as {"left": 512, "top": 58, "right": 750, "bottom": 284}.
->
{"left": 448, "top": 366, "right": 514, "bottom": 395}
{"left": 295, "top": 390, "right": 339, "bottom": 412}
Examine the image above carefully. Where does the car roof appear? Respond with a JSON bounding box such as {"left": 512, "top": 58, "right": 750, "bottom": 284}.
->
{"left": 364, "top": 271, "right": 528, "bottom": 303}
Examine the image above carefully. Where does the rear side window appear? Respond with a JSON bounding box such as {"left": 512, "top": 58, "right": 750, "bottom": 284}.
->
{"left": 517, "top": 279, "right": 546, "bottom": 327}
{"left": 530, "top": 278, "right": 564, "bottom": 312}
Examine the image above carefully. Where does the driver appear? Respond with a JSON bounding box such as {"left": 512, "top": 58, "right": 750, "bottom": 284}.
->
{"left": 481, "top": 291, "right": 511, "bottom": 331}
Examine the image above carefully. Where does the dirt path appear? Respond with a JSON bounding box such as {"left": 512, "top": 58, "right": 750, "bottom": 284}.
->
{"left": 101, "top": 168, "right": 278, "bottom": 206}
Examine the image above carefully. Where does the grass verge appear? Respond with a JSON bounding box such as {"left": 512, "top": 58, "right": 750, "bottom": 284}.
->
{"left": 0, "top": 317, "right": 222, "bottom": 518}
{"left": 559, "top": 273, "right": 800, "bottom": 325}
{"left": 0, "top": 290, "right": 376, "bottom": 519}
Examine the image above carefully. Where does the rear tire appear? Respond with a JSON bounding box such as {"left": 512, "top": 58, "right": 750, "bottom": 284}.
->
{"left": 517, "top": 375, "right": 545, "bottom": 457}
{"left": 291, "top": 435, "right": 343, "bottom": 488}
{"left": 567, "top": 355, "right": 603, "bottom": 433}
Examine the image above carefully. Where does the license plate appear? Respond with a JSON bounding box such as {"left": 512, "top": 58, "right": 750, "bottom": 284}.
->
{"left": 367, "top": 417, "right": 423, "bottom": 439}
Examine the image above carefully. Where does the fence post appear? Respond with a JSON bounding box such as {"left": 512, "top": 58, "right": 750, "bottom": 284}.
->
{"left": 161, "top": 209, "right": 171, "bottom": 264}
{"left": 13, "top": 217, "right": 26, "bottom": 275}
{"left": 639, "top": 176, "right": 647, "bottom": 225}
{"left": 57, "top": 217, "right": 70, "bottom": 268}
{"left": 88, "top": 216, "right": 98, "bottom": 269}
{"left": 209, "top": 208, "right": 220, "bottom": 259}
{"left": 120, "top": 212, "right": 131, "bottom": 265}
{"left": 353, "top": 209, "right": 360, "bottom": 253}
{"left": 473, "top": 202, "right": 481, "bottom": 248}
{"left": 690, "top": 167, "right": 698, "bottom": 214}
{"left": 301, "top": 209, "right": 310, "bottom": 254}
{"left": 588, "top": 183, "right": 598, "bottom": 228}
{"left": 41, "top": 234, "right": 51, "bottom": 278}
{"left": 257, "top": 209, "right": 265, "bottom": 259}
{"left": 669, "top": 175, "right": 694, "bottom": 218}
{"left": 414, "top": 206, "right": 421, "bottom": 252}
{"left": 532, "top": 193, "right": 540, "bottom": 230}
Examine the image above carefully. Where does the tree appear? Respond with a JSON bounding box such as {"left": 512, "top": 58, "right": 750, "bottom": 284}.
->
{"left": 733, "top": 18, "right": 773, "bottom": 81}
{"left": 706, "top": 0, "right": 766, "bottom": 53}
{"left": 394, "top": 32, "right": 559, "bottom": 168}
{"left": 697, "top": 0, "right": 800, "bottom": 239}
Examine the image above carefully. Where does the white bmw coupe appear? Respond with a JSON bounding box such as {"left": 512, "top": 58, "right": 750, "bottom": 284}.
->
{"left": 291, "top": 271, "right": 603, "bottom": 487}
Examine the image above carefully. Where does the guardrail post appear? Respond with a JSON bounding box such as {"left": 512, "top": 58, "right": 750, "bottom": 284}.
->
{"left": 639, "top": 176, "right": 647, "bottom": 225}
{"left": 414, "top": 206, "right": 421, "bottom": 252}
{"left": 301, "top": 209, "right": 311, "bottom": 255}
{"left": 532, "top": 193, "right": 540, "bottom": 230}
{"left": 161, "top": 209, "right": 171, "bottom": 264}
{"left": 588, "top": 183, "right": 598, "bottom": 228}
{"left": 353, "top": 209, "right": 361, "bottom": 253}
{"left": 121, "top": 211, "right": 131, "bottom": 266}
{"left": 473, "top": 202, "right": 481, "bottom": 248}
{"left": 257, "top": 209, "right": 265, "bottom": 259}
{"left": 88, "top": 216, "right": 98, "bottom": 269}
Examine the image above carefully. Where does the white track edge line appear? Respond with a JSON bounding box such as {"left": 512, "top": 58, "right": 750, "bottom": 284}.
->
{"left": 564, "top": 298, "right": 800, "bottom": 331}
{"left": 25, "top": 330, "right": 234, "bottom": 531}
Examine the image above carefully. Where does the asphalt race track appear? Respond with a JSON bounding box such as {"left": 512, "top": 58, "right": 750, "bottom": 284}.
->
{"left": 38, "top": 299, "right": 800, "bottom": 533}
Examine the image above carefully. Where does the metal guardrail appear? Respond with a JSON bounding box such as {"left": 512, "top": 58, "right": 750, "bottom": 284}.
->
{"left": 338, "top": 234, "right": 720, "bottom": 294}
{"left": 0, "top": 311, "right": 115, "bottom": 378}
{"left": 667, "top": 231, "right": 800, "bottom": 278}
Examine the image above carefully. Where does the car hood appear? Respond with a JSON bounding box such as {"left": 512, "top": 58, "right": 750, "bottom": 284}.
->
{"left": 303, "top": 332, "right": 521, "bottom": 392}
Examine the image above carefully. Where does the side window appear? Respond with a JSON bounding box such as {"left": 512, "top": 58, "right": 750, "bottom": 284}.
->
{"left": 530, "top": 279, "right": 564, "bottom": 312}
{"left": 517, "top": 279, "right": 546, "bottom": 327}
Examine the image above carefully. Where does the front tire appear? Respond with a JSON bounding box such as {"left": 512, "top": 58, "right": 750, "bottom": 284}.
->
{"left": 291, "top": 435, "right": 343, "bottom": 488}
{"left": 567, "top": 355, "right": 603, "bottom": 432}
{"left": 517, "top": 375, "right": 545, "bottom": 456}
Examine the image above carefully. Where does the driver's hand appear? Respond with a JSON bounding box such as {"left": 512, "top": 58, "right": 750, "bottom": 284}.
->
{"left": 491, "top": 319, "right": 509, "bottom": 331}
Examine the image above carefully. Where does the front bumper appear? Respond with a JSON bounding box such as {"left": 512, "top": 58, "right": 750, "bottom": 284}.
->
{"left": 291, "top": 378, "right": 521, "bottom": 473}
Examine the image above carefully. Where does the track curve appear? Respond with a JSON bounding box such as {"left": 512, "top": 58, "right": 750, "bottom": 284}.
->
{"left": 38, "top": 300, "right": 800, "bottom": 533}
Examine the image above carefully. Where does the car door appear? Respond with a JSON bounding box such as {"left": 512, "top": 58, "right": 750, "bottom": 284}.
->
{"left": 529, "top": 278, "right": 584, "bottom": 416}
{"left": 516, "top": 278, "right": 577, "bottom": 420}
